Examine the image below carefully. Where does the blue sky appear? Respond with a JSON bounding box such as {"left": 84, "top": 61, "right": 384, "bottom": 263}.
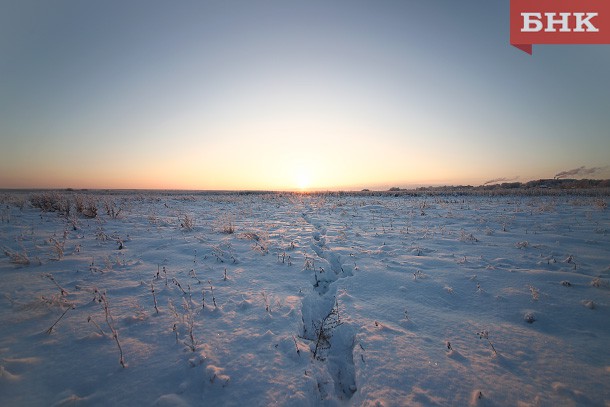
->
{"left": 1, "top": 1, "right": 609, "bottom": 190}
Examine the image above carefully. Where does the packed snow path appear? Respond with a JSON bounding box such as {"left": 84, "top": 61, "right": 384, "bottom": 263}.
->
{"left": 301, "top": 210, "right": 357, "bottom": 400}
{"left": 0, "top": 191, "right": 609, "bottom": 406}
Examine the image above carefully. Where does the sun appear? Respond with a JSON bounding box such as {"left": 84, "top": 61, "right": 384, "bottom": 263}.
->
{"left": 295, "top": 169, "right": 311, "bottom": 191}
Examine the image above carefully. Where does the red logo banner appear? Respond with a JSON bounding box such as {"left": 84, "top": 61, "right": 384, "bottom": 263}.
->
{"left": 510, "top": 0, "right": 610, "bottom": 54}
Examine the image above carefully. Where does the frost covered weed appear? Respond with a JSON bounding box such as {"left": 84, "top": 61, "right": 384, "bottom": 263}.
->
{"left": 208, "top": 280, "right": 217, "bottom": 308}
{"left": 104, "top": 199, "right": 122, "bottom": 219}
{"left": 312, "top": 299, "right": 342, "bottom": 360}
{"left": 30, "top": 192, "right": 68, "bottom": 214}
{"left": 45, "top": 303, "right": 75, "bottom": 334}
{"left": 182, "top": 299, "right": 197, "bottom": 352}
{"left": 3, "top": 246, "right": 30, "bottom": 265}
{"left": 68, "top": 215, "right": 79, "bottom": 231}
{"left": 529, "top": 285, "right": 540, "bottom": 301}
{"left": 593, "top": 198, "right": 607, "bottom": 210}
{"left": 538, "top": 201, "right": 555, "bottom": 212}
{"left": 87, "top": 315, "right": 107, "bottom": 336}
{"left": 2, "top": 193, "right": 27, "bottom": 210}
{"left": 172, "top": 277, "right": 187, "bottom": 295}
{"left": 277, "top": 251, "right": 291, "bottom": 264}
{"left": 75, "top": 195, "right": 98, "bottom": 218}
{"left": 151, "top": 282, "right": 159, "bottom": 314}
{"left": 223, "top": 222, "right": 235, "bottom": 234}
{"left": 154, "top": 265, "right": 168, "bottom": 285}
{"left": 0, "top": 207, "right": 10, "bottom": 223}
{"left": 168, "top": 297, "right": 198, "bottom": 352}
{"left": 244, "top": 230, "right": 268, "bottom": 254}
{"left": 94, "top": 290, "right": 126, "bottom": 367}
{"left": 459, "top": 230, "right": 479, "bottom": 242}
{"left": 591, "top": 278, "right": 609, "bottom": 289}
{"left": 181, "top": 213, "right": 195, "bottom": 231}
{"left": 95, "top": 227, "right": 110, "bottom": 241}
{"left": 44, "top": 273, "right": 68, "bottom": 296}
{"left": 48, "top": 235, "right": 66, "bottom": 260}
{"left": 217, "top": 214, "right": 235, "bottom": 234}
{"left": 304, "top": 256, "right": 315, "bottom": 270}
{"left": 261, "top": 290, "right": 270, "bottom": 313}
{"left": 189, "top": 268, "right": 202, "bottom": 284}
{"left": 477, "top": 330, "right": 498, "bottom": 356}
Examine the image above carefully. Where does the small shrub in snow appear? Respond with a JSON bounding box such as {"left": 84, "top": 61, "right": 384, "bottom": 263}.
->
{"left": 74, "top": 195, "right": 97, "bottom": 218}
{"left": 30, "top": 192, "right": 68, "bottom": 214}
{"left": 561, "top": 280, "right": 572, "bottom": 287}
{"left": 581, "top": 300, "right": 596, "bottom": 309}
{"left": 104, "top": 199, "right": 122, "bottom": 219}
{"left": 180, "top": 214, "right": 195, "bottom": 231}
{"left": 220, "top": 215, "right": 234, "bottom": 234}
{"left": 591, "top": 278, "right": 609, "bottom": 289}
{"left": 4, "top": 194, "right": 26, "bottom": 210}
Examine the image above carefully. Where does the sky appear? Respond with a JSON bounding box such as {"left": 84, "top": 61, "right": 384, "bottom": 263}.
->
{"left": 1, "top": 0, "right": 609, "bottom": 191}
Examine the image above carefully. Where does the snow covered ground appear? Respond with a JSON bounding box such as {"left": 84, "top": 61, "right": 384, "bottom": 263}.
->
{"left": 1, "top": 191, "right": 609, "bottom": 406}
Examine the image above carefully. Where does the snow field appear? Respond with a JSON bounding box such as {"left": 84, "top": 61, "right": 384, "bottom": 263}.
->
{"left": 0, "top": 192, "right": 609, "bottom": 406}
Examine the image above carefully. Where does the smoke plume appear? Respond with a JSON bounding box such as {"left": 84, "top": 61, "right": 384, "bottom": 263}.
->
{"left": 554, "top": 166, "right": 608, "bottom": 179}
{"left": 483, "top": 176, "right": 520, "bottom": 185}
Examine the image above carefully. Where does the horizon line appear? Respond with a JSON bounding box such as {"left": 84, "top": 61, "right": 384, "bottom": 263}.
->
{"left": 1, "top": 178, "right": 609, "bottom": 194}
